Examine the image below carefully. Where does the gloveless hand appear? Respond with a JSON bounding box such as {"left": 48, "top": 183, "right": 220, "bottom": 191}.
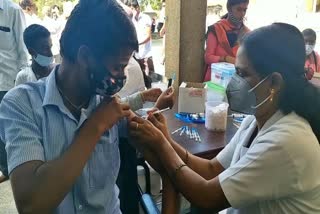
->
{"left": 155, "top": 86, "right": 175, "bottom": 110}
{"left": 141, "top": 88, "right": 162, "bottom": 102}
{"left": 92, "top": 96, "right": 131, "bottom": 133}
{"left": 147, "top": 113, "right": 172, "bottom": 141}
{"left": 129, "top": 116, "right": 169, "bottom": 151}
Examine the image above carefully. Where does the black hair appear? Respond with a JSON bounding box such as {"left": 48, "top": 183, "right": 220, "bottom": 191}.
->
{"left": 242, "top": 23, "right": 320, "bottom": 142}
{"left": 52, "top": 5, "right": 60, "bottom": 11}
{"left": 23, "top": 24, "right": 50, "bottom": 50}
{"left": 130, "top": 0, "right": 139, "bottom": 8}
{"left": 60, "top": 0, "right": 138, "bottom": 63}
{"left": 221, "top": 0, "right": 249, "bottom": 19}
{"left": 302, "top": 28, "right": 317, "bottom": 40}
{"left": 19, "top": 0, "right": 34, "bottom": 10}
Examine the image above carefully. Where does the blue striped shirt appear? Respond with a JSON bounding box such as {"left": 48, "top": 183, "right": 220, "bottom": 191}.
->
{"left": 0, "top": 69, "right": 143, "bottom": 213}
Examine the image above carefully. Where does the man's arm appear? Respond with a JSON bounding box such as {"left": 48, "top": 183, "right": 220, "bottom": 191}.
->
{"left": 139, "top": 16, "right": 152, "bottom": 45}
{"left": 3, "top": 96, "right": 130, "bottom": 213}
{"left": 13, "top": 7, "right": 29, "bottom": 69}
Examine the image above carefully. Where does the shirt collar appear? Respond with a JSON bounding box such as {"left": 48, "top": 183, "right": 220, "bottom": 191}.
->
{"left": 42, "top": 66, "right": 67, "bottom": 110}
{"left": 42, "top": 65, "right": 98, "bottom": 123}
{"left": 260, "top": 110, "right": 284, "bottom": 132}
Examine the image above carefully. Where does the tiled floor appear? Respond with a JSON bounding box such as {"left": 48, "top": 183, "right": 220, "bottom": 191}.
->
{"left": 0, "top": 181, "right": 17, "bottom": 214}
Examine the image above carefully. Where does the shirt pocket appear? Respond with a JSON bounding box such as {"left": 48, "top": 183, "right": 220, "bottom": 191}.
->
{"left": 0, "top": 27, "right": 13, "bottom": 50}
{"left": 88, "top": 135, "right": 119, "bottom": 189}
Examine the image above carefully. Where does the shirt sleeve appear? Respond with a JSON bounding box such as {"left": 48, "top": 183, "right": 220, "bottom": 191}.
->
{"left": 218, "top": 138, "right": 299, "bottom": 209}
{"left": 13, "top": 7, "right": 29, "bottom": 69}
{"left": 15, "top": 71, "right": 27, "bottom": 86}
{"left": 144, "top": 15, "right": 152, "bottom": 27}
{"left": 205, "top": 32, "right": 221, "bottom": 64}
{"left": 0, "top": 90, "right": 44, "bottom": 174}
{"left": 121, "top": 92, "right": 144, "bottom": 112}
{"left": 216, "top": 116, "right": 255, "bottom": 169}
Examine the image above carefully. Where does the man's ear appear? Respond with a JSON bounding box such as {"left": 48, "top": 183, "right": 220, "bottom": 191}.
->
{"left": 77, "top": 45, "right": 94, "bottom": 71}
{"left": 28, "top": 48, "right": 36, "bottom": 58}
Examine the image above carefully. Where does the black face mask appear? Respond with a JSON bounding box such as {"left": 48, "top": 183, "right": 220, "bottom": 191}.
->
{"left": 89, "top": 63, "right": 126, "bottom": 97}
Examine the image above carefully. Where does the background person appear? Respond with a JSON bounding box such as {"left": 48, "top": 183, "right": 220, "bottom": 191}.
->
{"left": 130, "top": 23, "right": 320, "bottom": 213}
{"left": 303, "top": 28, "right": 320, "bottom": 80}
{"left": 204, "top": 0, "right": 250, "bottom": 81}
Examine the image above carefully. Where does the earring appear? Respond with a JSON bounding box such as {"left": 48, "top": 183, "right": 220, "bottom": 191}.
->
{"left": 270, "top": 89, "right": 275, "bottom": 102}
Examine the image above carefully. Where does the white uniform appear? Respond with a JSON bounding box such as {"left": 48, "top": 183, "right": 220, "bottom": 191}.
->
{"left": 15, "top": 66, "right": 37, "bottom": 86}
{"left": 117, "top": 57, "right": 145, "bottom": 98}
{"left": 132, "top": 13, "right": 152, "bottom": 59}
{"left": 217, "top": 111, "right": 320, "bottom": 214}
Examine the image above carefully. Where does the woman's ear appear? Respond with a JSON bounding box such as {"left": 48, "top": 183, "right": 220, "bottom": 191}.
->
{"left": 270, "top": 72, "right": 283, "bottom": 93}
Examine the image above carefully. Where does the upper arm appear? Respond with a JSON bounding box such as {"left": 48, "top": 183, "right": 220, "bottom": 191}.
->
{"left": 205, "top": 32, "right": 219, "bottom": 63}
{"left": 0, "top": 92, "right": 44, "bottom": 175}
{"left": 205, "top": 32, "right": 218, "bottom": 55}
{"left": 0, "top": 92, "right": 45, "bottom": 208}
{"left": 218, "top": 140, "right": 298, "bottom": 209}
{"left": 145, "top": 17, "right": 152, "bottom": 36}
{"left": 208, "top": 157, "right": 225, "bottom": 177}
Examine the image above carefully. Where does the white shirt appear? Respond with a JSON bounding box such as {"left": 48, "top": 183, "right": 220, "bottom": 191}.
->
{"left": 15, "top": 66, "right": 37, "bottom": 86}
{"left": 118, "top": 57, "right": 145, "bottom": 97}
{"left": 0, "top": 0, "right": 29, "bottom": 91}
{"left": 132, "top": 13, "right": 152, "bottom": 59}
{"left": 217, "top": 111, "right": 320, "bottom": 214}
{"left": 24, "top": 13, "right": 41, "bottom": 27}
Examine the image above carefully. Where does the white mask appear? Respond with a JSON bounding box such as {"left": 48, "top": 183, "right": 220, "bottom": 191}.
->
{"left": 306, "top": 44, "right": 315, "bottom": 56}
{"left": 34, "top": 53, "right": 53, "bottom": 67}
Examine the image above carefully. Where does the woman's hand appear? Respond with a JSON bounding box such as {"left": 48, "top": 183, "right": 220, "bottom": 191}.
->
{"left": 141, "top": 88, "right": 162, "bottom": 102}
{"left": 147, "top": 113, "right": 172, "bottom": 141}
{"left": 225, "top": 56, "right": 236, "bottom": 64}
{"left": 129, "top": 116, "right": 169, "bottom": 151}
{"left": 155, "top": 86, "right": 175, "bottom": 110}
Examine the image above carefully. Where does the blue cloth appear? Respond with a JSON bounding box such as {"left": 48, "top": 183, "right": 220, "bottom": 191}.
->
{"left": 0, "top": 68, "right": 143, "bottom": 213}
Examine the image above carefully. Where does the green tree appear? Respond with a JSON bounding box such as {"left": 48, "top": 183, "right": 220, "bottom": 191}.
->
{"left": 14, "top": 0, "right": 78, "bottom": 17}
{"left": 140, "top": 0, "right": 163, "bottom": 11}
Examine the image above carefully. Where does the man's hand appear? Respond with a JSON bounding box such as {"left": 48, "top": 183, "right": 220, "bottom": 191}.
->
{"left": 155, "top": 87, "right": 175, "bottom": 110}
{"left": 141, "top": 88, "right": 162, "bottom": 102}
{"left": 92, "top": 96, "right": 131, "bottom": 133}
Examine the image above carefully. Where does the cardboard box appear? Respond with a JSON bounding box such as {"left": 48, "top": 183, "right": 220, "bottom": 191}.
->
{"left": 178, "top": 82, "right": 207, "bottom": 113}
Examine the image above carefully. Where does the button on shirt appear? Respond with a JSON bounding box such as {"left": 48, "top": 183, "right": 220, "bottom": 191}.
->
{"left": 132, "top": 13, "right": 152, "bottom": 59}
{"left": 0, "top": 0, "right": 29, "bottom": 91}
{"left": 217, "top": 111, "right": 320, "bottom": 214}
{"left": 0, "top": 68, "right": 144, "bottom": 213}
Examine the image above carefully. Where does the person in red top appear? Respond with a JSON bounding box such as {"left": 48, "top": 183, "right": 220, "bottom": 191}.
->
{"left": 204, "top": 0, "right": 250, "bottom": 81}
{"left": 303, "top": 28, "right": 320, "bottom": 80}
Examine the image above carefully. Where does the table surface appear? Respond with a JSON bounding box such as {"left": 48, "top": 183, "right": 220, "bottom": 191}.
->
{"left": 163, "top": 105, "right": 238, "bottom": 160}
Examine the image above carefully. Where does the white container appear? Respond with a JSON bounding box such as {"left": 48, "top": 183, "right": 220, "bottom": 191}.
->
{"left": 178, "top": 82, "right": 206, "bottom": 113}
{"left": 205, "top": 101, "right": 229, "bottom": 132}
{"left": 206, "top": 82, "right": 226, "bottom": 102}
{"left": 211, "top": 63, "right": 236, "bottom": 88}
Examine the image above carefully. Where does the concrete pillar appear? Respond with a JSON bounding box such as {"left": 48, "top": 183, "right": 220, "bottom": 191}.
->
{"left": 165, "top": 0, "right": 207, "bottom": 87}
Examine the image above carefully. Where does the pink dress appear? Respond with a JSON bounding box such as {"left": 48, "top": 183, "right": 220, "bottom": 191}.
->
{"left": 305, "top": 51, "right": 320, "bottom": 80}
